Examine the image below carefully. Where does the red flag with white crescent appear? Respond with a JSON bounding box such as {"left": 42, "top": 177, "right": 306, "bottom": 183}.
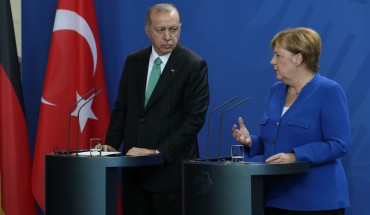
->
{"left": 32, "top": 0, "right": 112, "bottom": 211}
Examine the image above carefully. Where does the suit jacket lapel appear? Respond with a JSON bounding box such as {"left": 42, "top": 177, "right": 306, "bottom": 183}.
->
{"left": 137, "top": 47, "right": 151, "bottom": 112}
{"left": 145, "top": 44, "right": 184, "bottom": 109}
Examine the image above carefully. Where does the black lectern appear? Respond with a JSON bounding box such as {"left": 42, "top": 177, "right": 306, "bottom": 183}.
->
{"left": 182, "top": 160, "right": 309, "bottom": 215}
{"left": 45, "top": 154, "right": 164, "bottom": 215}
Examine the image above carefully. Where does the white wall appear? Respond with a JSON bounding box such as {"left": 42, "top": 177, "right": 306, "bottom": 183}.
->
{"left": 10, "top": 0, "right": 21, "bottom": 57}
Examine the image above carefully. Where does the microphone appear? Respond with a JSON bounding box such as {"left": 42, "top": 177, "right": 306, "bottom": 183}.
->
{"left": 206, "top": 96, "right": 238, "bottom": 161}
{"left": 75, "top": 89, "right": 103, "bottom": 156}
{"left": 67, "top": 88, "right": 95, "bottom": 155}
{"left": 217, "top": 97, "right": 252, "bottom": 162}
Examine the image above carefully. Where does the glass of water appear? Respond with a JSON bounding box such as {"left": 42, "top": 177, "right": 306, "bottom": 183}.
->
{"left": 231, "top": 145, "right": 244, "bottom": 163}
{"left": 90, "top": 138, "right": 102, "bottom": 157}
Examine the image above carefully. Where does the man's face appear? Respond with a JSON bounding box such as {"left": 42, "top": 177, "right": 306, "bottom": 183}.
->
{"left": 145, "top": 10, "right": 181, "bottom": 56}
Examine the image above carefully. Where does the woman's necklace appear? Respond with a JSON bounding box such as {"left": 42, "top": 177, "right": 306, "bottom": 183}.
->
{"left": 287, "top": 73, "right": 315, "bottom": 96}
{"left": 287, "top": 88, "right": 301, "bottom": 96}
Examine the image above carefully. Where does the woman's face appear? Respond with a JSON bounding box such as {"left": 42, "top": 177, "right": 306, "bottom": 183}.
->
{"left": 270, "top": 42, "right": 299, "bottom": 83}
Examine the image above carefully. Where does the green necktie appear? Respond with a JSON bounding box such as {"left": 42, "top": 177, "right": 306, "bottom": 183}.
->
{"left": 145, "top": 57, "right": 162, "bottom": 106}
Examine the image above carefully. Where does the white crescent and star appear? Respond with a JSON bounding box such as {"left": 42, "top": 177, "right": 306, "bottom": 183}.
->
{"left": 54, "top": 9, "right": 97, "bottom": 75}
{"left": 70, "top": 92, "right": 98, "bottom": 132}
{"left": 41, "top": 9, "right": 99, "bottom": 132}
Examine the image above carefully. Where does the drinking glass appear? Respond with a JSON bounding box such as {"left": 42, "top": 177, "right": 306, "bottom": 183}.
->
{"left": 231, "top": 145, "right": 244, "bottom": 163}
{"left": 90, "top": 138, "right": 102, "bottom": 157}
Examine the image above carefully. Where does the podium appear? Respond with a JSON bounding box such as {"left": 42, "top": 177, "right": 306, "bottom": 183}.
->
{"left": 182, "top": 160, "right": 309, "bottom": 215}
{"left": 45, "top": 154, "right": 164, "bottom": 215}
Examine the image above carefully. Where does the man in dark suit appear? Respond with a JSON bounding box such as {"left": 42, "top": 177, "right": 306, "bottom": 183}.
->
{"left": 103, "top": 3, "right": 210, "bottom": 215}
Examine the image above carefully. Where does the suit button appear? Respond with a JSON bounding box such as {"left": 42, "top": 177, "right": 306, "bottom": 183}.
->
{"left": 139, "top": 118, "right": 144, "bottom": 122}
{"left": 272, "top": 140, "right": 276, "bottom": 144}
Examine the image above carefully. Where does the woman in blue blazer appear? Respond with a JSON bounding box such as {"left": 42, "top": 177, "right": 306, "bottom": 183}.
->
{"left": 232, "top": 27, "right": 350, "bottom": 215}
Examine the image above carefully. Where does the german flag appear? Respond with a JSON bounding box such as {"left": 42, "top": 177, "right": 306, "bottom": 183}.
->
{"left": 0, "top": 0, "right": 36, "bottom": 214}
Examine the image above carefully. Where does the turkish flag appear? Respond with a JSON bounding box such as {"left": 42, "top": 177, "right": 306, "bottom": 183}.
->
{"left": 32, "top": 0, "right": 112, "bottom": 211}
{"left": 0, "top": 0, "right": 37, "bottom": 214}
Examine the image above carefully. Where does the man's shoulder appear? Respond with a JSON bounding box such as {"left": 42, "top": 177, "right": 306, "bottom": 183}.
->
{"left": 174, "top": 43, "right": 204, "bottom": 61}
{"left": 127, "top": 46, "right": 151, "bottom": 59}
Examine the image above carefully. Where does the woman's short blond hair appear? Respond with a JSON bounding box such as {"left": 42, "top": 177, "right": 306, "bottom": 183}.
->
{"left": 271, "top": 27, "right": 322, "bottom": 72}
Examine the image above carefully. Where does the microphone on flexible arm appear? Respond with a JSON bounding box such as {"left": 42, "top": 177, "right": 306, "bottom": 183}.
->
{"left": 67, "top": 88, "right": 95, "bottom": 155}
{"left": 75, "top": 88, "right": 103, "bottom": 156}
{"left": 205, "top": 96, "right": 239, "bottom": 162}
{"left": 217, "top": 97, "right": 252, "bottom": 162}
